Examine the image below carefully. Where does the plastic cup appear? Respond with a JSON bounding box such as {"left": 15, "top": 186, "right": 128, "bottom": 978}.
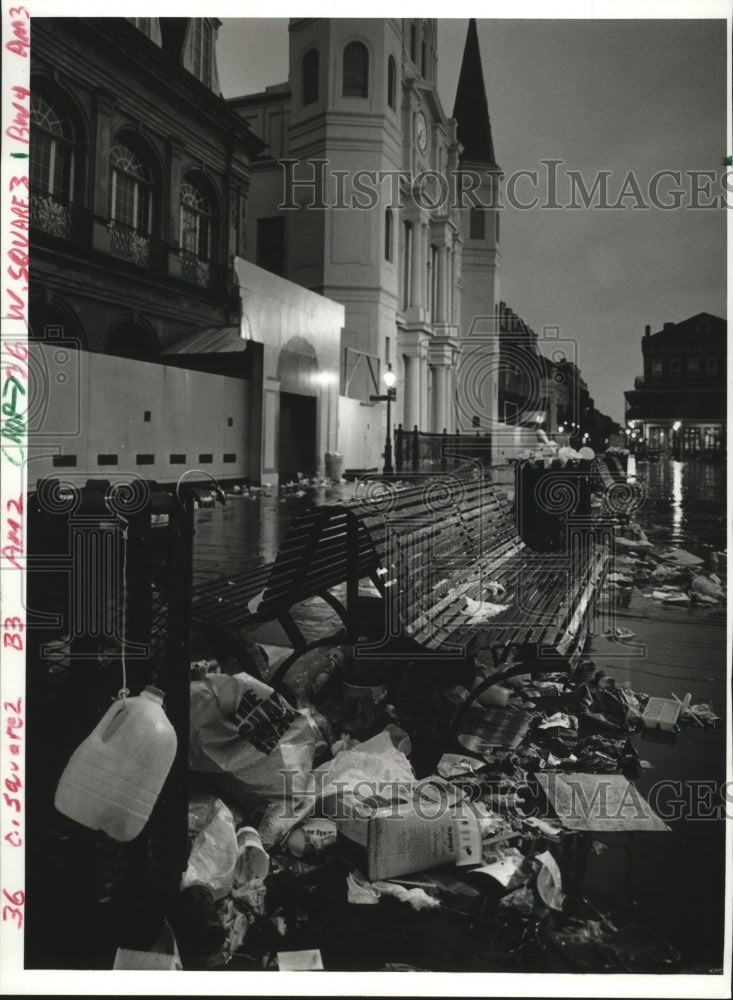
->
{"left": 287, "top": 819, "right": 337, "bottom": 859}
{"left": 235, "top": 826, "right": 270, "bottom": 883}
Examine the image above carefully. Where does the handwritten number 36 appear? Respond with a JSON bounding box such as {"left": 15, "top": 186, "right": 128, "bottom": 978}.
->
{"left": 2, "top": 889, "right": 24, "bottom": 929}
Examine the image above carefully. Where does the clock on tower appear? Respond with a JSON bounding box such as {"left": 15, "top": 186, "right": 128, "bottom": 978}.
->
{"left": 416, "top": 110, "right": 428, "bottom": 153}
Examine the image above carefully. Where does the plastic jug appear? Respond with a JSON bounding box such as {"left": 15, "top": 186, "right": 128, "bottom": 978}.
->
{"left": 54, "top": 686, "right": 177, "bottom": 841}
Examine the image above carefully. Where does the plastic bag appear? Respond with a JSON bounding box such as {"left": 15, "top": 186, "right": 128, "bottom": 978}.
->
{"left": 181, "top": 798, "right": 238, "bottom": 900}
{"left": 189, "top": 672, "right": 316, "bottom": 812}
{"left": 313, "top": 730, "right": 416, "bottom": 817}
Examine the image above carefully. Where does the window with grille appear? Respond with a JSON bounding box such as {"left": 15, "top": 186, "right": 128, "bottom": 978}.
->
{"left": 180, "top": 177, "right": 212, "bottom": 285}
{"left": 30, "top": 95, "right": 74, "bottom": 204}
{"left": 470, "top": 208, "right": 485, "bottom": 240}
{"left": 387, "top": 56, "right": 396, "bottom": 109}
{"left": 109, "top": 143, "right": 152, "bottom": 233}
{"left": 190, "top": 20, "right": 213, "bottom": 88}
{"left": 302, "top": 48, "right": 319, "bottom": 105}
{"left": 688, "top": 357, "right": 700, "bottom": 380}
{"left": 343, "top": 42, "right": 369, "bottom": 98}
{"left": 180, "top": 179, "right": 211, "bottom": 260}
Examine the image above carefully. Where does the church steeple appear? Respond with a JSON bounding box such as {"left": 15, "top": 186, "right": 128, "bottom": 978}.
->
{"left": 452, "top": 19, "right": 497, "bottom": 165}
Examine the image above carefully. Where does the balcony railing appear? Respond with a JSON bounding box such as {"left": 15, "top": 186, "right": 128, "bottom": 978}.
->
{"left": 181, "top": 249, "right": 211, "bottom": 288}
{"left": 30, "top": 188, "right": 73, "bottom": 240}
{"left": 108, "top": 220, "right": 151, "bottom": 267}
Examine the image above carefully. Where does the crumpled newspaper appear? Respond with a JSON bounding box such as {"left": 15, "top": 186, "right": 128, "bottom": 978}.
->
{"left": 463, "top": 596, "right": 511, "bottom": 624}
{"left": 680, "top": 702, "right": 720, "bottom": 727}
{"left": 346, "top": 870, "right": 439, "bottom": 911}
{"left": 539, "top": 712, "right": 577, "bottom": 731}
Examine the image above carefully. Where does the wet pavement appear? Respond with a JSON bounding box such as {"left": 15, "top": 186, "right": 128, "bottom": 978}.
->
{"left": 191, "top": 458, "right": 728, "bottom": 969}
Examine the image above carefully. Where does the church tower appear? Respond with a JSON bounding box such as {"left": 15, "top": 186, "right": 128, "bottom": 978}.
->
{"left": 452, "top": 19, "right": 502, "bottom": 429}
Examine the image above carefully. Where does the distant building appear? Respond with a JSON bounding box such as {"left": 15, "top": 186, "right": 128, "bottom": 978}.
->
{"left": 624, "top": 313, "right": 726, "bottom": 459}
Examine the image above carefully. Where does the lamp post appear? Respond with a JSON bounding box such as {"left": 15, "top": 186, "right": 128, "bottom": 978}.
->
{"left": 672, "top": 420, "right": 681, "bottom": 460}
{"left": 370, "top": 363, "right": 397, "bottom": 475}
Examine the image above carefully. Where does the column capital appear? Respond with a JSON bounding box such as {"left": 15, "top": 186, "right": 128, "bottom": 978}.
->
{"left": 93, "top": 87, "right": 115, "bottom": 117}
{"left": 428, "top": 341, "right": 458, "bottom": 367}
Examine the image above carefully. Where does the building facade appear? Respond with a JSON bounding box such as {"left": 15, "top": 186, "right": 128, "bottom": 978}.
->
{"left": 624, "top": 313, "right": 726, "bottom": 460}
{"left": 230, "top": 18, "right": 506, "bottom": 470}
{"left": 29, "top": 17, "right": 344, "bottom": 487}
{"left": 30, "top": 17, "right": 259, "bottom": 358}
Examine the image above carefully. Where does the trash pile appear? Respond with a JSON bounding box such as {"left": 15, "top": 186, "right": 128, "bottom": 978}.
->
{"left": 152, "top": 643, "right": 720, "bottom": 973}
{"left": 601, "top": 526, "right": 726, "bottom": 610}
{"left": 227, "top": 483, "right": 274, "bottom": 500}
{"left": 277, "top": 472, "right": 353, "bottom": 500}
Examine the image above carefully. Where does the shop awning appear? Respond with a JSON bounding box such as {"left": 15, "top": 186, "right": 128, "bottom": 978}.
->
{"left": 163, "top": 324, "right": 248, "bottom": 356}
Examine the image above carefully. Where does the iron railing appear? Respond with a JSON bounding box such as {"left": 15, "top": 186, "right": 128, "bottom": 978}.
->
{"left": 108, "top": 219, "right": 151, "bottom": 267}
{"left": 181, "top": 249, "right": 211, "bottom": 288}
{"left": 30, "top": 187, "right": 74, "bottom": 240}
{"left": 394, "top": 425, "right": 492, "bottom": 473}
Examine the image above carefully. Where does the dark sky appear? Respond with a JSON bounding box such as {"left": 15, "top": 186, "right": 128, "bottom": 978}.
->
{"left": 217, "top": 16, "right": 728, "bottom": 424}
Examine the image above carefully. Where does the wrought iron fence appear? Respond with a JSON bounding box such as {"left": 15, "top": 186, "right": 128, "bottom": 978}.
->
{"left": 394, "top": 425, "right": 492, "bottom": 473}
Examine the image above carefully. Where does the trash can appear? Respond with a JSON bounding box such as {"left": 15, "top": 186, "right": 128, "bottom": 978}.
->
{"left": 325, "top": 451, "right": 343, "bottom": 482}
{"left": 515, "top": 458, "right": 593, "bottom": 552}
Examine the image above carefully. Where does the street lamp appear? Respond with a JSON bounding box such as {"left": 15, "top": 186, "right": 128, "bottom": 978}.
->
{"left": 672, "top": 420, "right": 681, "bottom": 460}
{"left": 370, "top": 363, "right": 397, "bottom": 475}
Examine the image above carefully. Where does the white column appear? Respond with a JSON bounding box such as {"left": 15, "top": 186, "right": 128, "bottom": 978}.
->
{"left": 446, "top": 247, "right": 453, "bottom": 325}
{"left": 404, "top": 354, "right": 421, "bottom": 430}
{"left": 436, "top": 246, "right": 448, "bottom": 323}
{"left": 410, "top": 222, "right": 421, "bottom": 308}
{"left": 432, "top": 364, "right": 448, "bottom": 432}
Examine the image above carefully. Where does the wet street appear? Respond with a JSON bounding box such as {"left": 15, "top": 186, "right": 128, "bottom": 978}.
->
{"left": 192, "top": 458, "right": 728, "bottom": 969}
{"left": 193, "top": 457, "right": 727, "bottom": 583}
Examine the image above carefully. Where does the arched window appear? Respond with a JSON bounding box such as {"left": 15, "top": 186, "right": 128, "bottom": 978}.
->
{"left": 30, "top": 94, "right": 75, "bottom": 238}
{"left": 109, "top": 141, "right": 154, "bottom": 265}
{"left": 384, "top": 208, "right": 393, "bottom": 261}
{"left": 302, "top": 48, "right": 319, "bottom": 106}
{"left": 343, "top": 41, "right": 369, "bottom": 98}
{"left": 387, "top": 55, "right": 396, "bottom": 109}
{"left": 189, "top": 20, "right": 214, "bottom": 88}
{"left": 469, "top": 208, "right": 485, "bottom": 241}
{"left": 180, "top": 177, "right": 212, "bottom": 286}
{"left": 127, "top": 17, "right": 161, "bottom": 45}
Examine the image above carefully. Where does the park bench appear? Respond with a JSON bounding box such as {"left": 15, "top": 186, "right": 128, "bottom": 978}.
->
{"left": 591, "top": 454, "right": 645, "bottom": 523}
{"left": 191, "top": 562, "right": 275, "bottom": 669}
{"left": 591, "top": 454, "right": 618, "bottom": 493}
{"left": 226, "top": 471, "right": 613, "bottom": 696}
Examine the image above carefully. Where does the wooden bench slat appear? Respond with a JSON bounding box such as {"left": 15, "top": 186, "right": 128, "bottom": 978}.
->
{"left": 192, "top": 468, "right": 610, "bottom": 676}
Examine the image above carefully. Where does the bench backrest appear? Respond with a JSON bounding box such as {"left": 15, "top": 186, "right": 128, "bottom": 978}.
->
{"left": 255, "top": 474, "right": 523, "bottom": 623}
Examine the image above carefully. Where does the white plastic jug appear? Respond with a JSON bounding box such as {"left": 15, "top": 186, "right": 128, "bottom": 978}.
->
{"left": 54, "top": 686, "right": 177, "bottom": 842}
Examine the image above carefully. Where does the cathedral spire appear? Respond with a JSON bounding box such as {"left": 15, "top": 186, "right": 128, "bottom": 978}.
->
{"left": 452, "top": 18, "right": 497, "bottom": 165}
